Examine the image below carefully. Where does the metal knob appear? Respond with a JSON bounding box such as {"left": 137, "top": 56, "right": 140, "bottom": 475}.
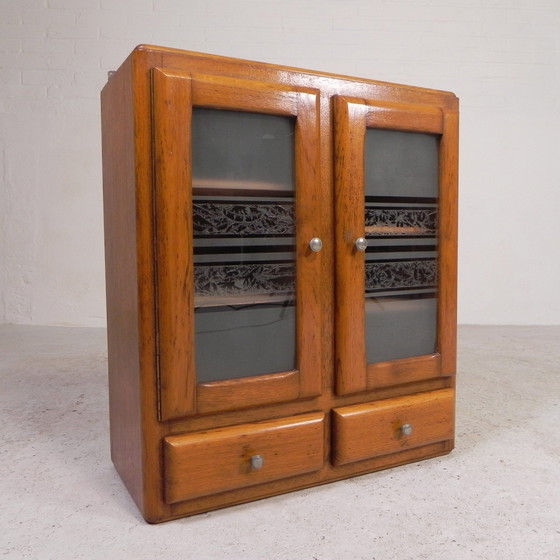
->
{"left": 250, "top": 454, "right": 265, "bottom": 471}
{"left": 355, "top": 237, "right": 368, "bottom": 251}
{"left": 309, "top": 237, "right": 323, "bottom": 252}
{"left": 401, "top": 423, "right": 413, "bottom": 437}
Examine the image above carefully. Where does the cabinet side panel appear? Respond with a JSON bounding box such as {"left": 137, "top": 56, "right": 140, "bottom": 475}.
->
{"left": 101, "top": 58, "right": 144, "bottom": 512}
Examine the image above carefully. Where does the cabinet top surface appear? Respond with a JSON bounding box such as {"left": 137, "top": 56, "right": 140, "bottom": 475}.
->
{"left": 111, "top": 44, "right": 458, "bottom": 108}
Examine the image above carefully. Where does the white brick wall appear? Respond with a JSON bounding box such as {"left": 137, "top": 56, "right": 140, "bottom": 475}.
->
{"left": 1, "top": 0, "right": 560, "bottom": 325}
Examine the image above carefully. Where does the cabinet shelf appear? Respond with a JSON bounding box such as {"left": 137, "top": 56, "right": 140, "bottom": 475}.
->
{"left": 365, "top": 225, "right": 433, "bottom": 236}
{"left": 195, "top": 293, "right": 294, "bottom": 310}
{"left": 193, "top": 178, "right": 294, "bottom": 198}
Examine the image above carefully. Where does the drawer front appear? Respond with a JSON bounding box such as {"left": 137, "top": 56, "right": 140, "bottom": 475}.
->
{"left": 164, "top": 412, "right": 325, "bottom": 504}
{"left": 332, "top": 389, "right": 454, "bottom": 466}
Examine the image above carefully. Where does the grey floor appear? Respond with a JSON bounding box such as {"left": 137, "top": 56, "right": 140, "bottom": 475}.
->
{"left": 1, "top": 325, "right": 559, "bottom": 560}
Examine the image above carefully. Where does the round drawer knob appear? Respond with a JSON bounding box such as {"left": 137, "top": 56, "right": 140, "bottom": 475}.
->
{"left": 355, "top": 237, "right": 368, "bottom": 251}
{"left": 309, "top": 237, "right": 323, "bottom": 252}
{"left": 401, "top": 423, "right": 413, "bottom": 437}
{"left": 250, "top": 454, "right": 265, "bottom": 471}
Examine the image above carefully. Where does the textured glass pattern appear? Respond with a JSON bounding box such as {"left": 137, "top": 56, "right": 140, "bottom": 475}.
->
{"left": 194, "top": 263, "right": 295, "bottom": 297}
{"left": 193, "top": 200, "right": 294, "bottom": 237}
{"left": 192, "top": 108, "right": 296, "bottom": 384}
{"left": 365, "top": 206, "right": 437, "bottom": 237}
{"left": 364, "top": 129, "right": 439, "bottom": 363}
{"left": 365, "top": 260, "right": 437, "bottom": 292}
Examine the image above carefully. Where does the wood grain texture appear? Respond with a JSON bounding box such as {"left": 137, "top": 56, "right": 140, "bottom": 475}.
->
{"left": 151, "top": 44, "right": 458, "bottom": 112}
{"left": 168, "top": 375, "right": 451, "bottom": 437}
{"left": 332, "top": 389, "right": 455, "bottom": 466}
{"left": 366, "top": 353, "right": 442, "bottom": 389}
{"left": 101, "top": 52, "right": 145, "bottom": 512}
{"left": 364, "top": 100, "right": 443, "bottom": 133}
{"left": 131, "top": 50, "right": 173, "bottom": 522}
{"left": 333, "top": 96, "right": 368, "bottom": 395}
{"left": 196, "top": 371, "right": 300, "bottom": 415}
{"left": 293, "top": 89, "right": 324, "bottom": 398}
{"left": 191, "top": 73, "right": 302, "bottom": 115}
{"left": 164, "top": 412, "right": 325, "bottom": 503}
{"left": 438, "top": 110, "right": 459, "bottom": 376}
{"left": 164, "top": 440, "right": 450, "bottom": 521}
{"left": 152, "top": 68, "right": 197, "bottom": 421}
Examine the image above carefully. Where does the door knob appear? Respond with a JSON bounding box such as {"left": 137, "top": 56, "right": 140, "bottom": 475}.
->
{"left": 309, "top": 238, "right": 323, "bottom": 252}
{"left": 250, "top": 454, "right": 265, "bottom": 471}
{"left": 355, "top": 237, "right": 368, "bottom": 251}
{"left": 401, "top": 423, "right": 413, "bottom": 437}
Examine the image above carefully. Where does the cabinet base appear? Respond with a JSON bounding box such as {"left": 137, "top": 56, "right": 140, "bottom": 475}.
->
{"left": 139, "top": 439, "right": 453, "bottom": 524}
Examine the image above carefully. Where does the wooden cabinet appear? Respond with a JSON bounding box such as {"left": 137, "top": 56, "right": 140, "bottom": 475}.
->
{"left": 101, "top": 45, "right": 458, "bottom": 523}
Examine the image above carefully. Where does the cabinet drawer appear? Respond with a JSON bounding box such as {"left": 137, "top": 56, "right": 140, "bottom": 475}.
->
{"left": 332, "top": 389, "right": 454, "bottom": 466}
{"left": 164, "top": 412, "right": 325, "bottom": 504}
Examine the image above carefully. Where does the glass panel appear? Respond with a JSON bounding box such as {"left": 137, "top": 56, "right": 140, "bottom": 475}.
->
{"left": 192, "top": 108, "right": 296, "bottom": 383}
{"left": 364, "top": 129, "right": 439, "bottom": 363}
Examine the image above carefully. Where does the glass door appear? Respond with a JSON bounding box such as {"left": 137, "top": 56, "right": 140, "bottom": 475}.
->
{"left": 334, "top": 96, "right": 457, "bottom": 395}
{"left": 153, "top": 68, "right": 324, "bottom": 419}
{"left": 192, "top": 108, "right": 297, "bottom": 384}
{"left": 363, "top": 128, "right": 439, "bottom": 364}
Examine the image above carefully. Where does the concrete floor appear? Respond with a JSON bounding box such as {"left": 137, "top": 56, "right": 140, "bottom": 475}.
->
{"left": 1, "top": 325, "right": 559, "bottom": 559}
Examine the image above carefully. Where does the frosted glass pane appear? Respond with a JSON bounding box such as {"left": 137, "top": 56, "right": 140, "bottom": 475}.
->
{"left": 192, "top": 108, "right": 296, "bottom": 384}
{"left": 364, "top": 129, "right": 439, "bottom": 363}
{"left": 365, "top": 130, "right": 439, "bottom": 197}
{"left": 192, "top": 108, "right": 294, "bottom": 192}
{"left": 365, "top": 298, "right": 437, "bottom": 363}
{"left": 194, "top": 303, "right": 295, "bottom": 383}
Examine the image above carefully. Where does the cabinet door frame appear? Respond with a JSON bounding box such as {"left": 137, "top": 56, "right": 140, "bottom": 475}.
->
{"left": 334, "top": 95, "right": 458, "bottom": 395}
{"left": 152, "top": 67, "right": 324, "bottom": 420}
